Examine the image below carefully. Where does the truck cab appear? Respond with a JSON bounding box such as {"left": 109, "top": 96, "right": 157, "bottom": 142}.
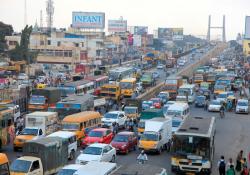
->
{"left": 10, "top": 156, "right": 43, "bottom": 175}
{"left": 14, "top": 127, "right": 44, "bottom": 151}
{"left": 0, "top": 153, "right": 10, "bottom": 175}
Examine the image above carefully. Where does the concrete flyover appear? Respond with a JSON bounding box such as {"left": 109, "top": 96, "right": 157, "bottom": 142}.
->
{"left": 177, "top": 42, "right": 228, "bottom": 77}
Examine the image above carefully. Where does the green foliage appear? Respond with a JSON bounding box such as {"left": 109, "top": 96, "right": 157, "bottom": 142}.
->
{"left": 0, "top": 21, "right": 13, "bottom": 52}
{"left": 9, "top": 25, "right": 36, "bottom": 63}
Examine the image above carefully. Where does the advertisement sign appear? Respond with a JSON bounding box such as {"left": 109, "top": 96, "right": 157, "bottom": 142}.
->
{"left": 134, "top": 26, "right": 148, "bottom": 35}
{"left": 245, "top": 16, "right": 250, "bottom": 39}
{"left": 128, "top": 34, "right": 133, "bottom": 45}
{"left": 108, "top": 20, "right": 127, "bottom": 32}
{"left": 172, "top": 28, "right": 184, "bottom": 41}
{"left": 158, "top": 28, "right": 173, "bottom": 40}
{"left": 72, "top": 12, "right": 105, "bottom": 29}
{"left": 133, "top": 35, "right": 142, "bottom": 47}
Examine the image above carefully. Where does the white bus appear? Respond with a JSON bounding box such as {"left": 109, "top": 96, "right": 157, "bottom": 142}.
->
{"left": 164, "top": 102, "right": 190, "bottom": 133}
{"left": 176, "top": 84, "right": 196, "bottom": 103}
{"left": 108, "top": 67, "right": 134, "bottom": 83}
{"left": 171, "top": 116, "right": 216, "bottom": 174}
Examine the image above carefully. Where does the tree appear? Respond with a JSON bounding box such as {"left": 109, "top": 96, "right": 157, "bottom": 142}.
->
{"left": 0, "top": 21, "right": 13, "bottom": 53}
{"left": 9, "top": 25, "right": 37, "bottom": 63}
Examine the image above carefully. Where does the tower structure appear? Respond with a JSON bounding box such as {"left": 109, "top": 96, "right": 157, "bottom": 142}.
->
{"left": 207, "top": 15, "right": 226, "bottom": 42}
{"left": 46, "top": 0, "right": 54, "bottom": 34}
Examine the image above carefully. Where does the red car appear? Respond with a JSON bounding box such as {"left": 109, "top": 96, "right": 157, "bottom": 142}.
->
{"left": 81, "top": 128, "right": 113, "bottom": 147}
{"left": 150, "top": 98, "right": 162, "bottom": 108}
{"left": 111, "top": 131, "right": 137, "bottom": 154}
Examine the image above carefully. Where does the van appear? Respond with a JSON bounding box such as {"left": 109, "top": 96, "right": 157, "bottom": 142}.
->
{"left": 62, "top": 111, "right": 102, "bottom": 146}
{"left": 139, "top": 117, "right": 172, "bottom": 153}
{"left": 47, "top": 131, "right": 77, "bottom": 160}
{"left": 74, "top": 162, "right": 117, "bottom": 175}
{"left": 14, "top": 112, "right": 59, "bottom": 151}
{"left": 165, "top": 103, "right": 190, "bottom": 133}
{"left": 0, "top": 153, "right": 10, "bottom": 175}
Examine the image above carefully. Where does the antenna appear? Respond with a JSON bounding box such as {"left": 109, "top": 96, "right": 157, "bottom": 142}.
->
{"left": 46, "top": 0, "right": 54, "bottom": 34}
{"left": 24, "top": 0, "right": 27, "bottom": 27}
{"left": 40, "top": 10, "right": 43, "bottom": 28}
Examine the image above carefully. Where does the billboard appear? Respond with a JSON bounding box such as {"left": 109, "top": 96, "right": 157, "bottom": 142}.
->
{"left": 134, "top": 26, "right": 148, "bottom": 35}
{"left": 133, "top": 35, "right": 142, "bottom": 47}
{"left": 108, "top": 20, "right": 127, "bottom": 32}
{"left": 245, "top": 16, "right": 250, "bottom": 39}
{"left": 72, "top": 12, "right": 105, "bottom": 29}
{"left": 158, "top": 28, "right": 173, "bottom": 40}
{"left": 128, "top": 34, "right": 133, "bottom": 45}
{"left": 172, "top": 28, "right": 184, "bottom": 41}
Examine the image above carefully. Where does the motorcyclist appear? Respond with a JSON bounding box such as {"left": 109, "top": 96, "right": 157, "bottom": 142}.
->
{"left": 137, "top": 150, "right": 148, "bottom": 164}
{"left": 220, "top": 106, "right": 225, "bottom": 118}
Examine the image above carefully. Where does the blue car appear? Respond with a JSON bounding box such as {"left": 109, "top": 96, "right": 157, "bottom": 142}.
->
{"left": 195, "top": 96, "right": 206, "bottom": 107}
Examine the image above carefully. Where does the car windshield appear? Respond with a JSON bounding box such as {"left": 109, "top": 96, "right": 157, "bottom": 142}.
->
{"left": 218, "top": 94, "right": 227, "bottom": 98}
{"left": 215, "top": 85, "right": 225, "bottom": 91}
{"left": 141, "top": 133, "right": 158, "bottom": 141}
{"left": 211, "top": 101, "right": 220, "bottom": 105}
{"left": 10, "top": 159, "right": 31, "bottom": 173}
{"left": 104, "top": 113, "right": 118, "bottom": 119}
{"left": 124, "top": 107, "right": 136, "bottom": 114}
{"left": 88, "top": 131, "right": 103, "bottom": 137}
{"left": 113, "top": 135, "right": 129, "bottom": 142}
{"left": 62, "top": 123, "right": 79, "bottom": 131}
{"left": 238, "top": 101, "right": 248, "bottom": 106}
{"left": 83, "top": 146, "right": 102, "bottom": 155}
{"left": 29, "top": 96, "right": 45, "bottom": 104}
{"left": 196, "top": 96, "right": 205, "bottom": 101}
{"left": 20, "top": 128, "right": 38, "bottom": 136}
{"left": 120, "top": 82, "right": 133, "bottom": 89}
{"left": 57, "top": 169, "right": 78, "bottom": 175}
{"left": 167, "top": 110, "right": 182, "bottom": 116}
{"left": 172, "top": 120, "right": 182, "bottom": 127}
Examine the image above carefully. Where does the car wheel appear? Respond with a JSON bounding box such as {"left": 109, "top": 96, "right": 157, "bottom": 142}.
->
{"left": 111, "top": 155, "right": 116, "bottom": 162}
{"left": 69, "top": 150, "right": 75, "bottom": 160}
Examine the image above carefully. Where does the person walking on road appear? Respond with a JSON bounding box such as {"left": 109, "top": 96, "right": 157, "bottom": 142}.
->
{"left": 227, "top": 158, "right": 235, "bottom": 170}
{"left": 236, "top": 150, "right": 244, "bottom": 172}
{"left": 226, "top": 165, "right": 236, "bottom": 175}
{"left": 218, "top": 156, "right": 226, "bottom": 175}
{"left": 241, "top": 166, "right": 249, "bottom": 175}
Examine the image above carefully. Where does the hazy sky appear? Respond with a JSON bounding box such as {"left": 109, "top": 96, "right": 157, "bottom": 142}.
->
{"left": 1, "top": 0, "right": 249, "bottom": 40}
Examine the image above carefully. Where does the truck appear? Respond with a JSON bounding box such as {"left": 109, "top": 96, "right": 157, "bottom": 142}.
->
{"left": 10, "top": 137, "right": 68, "bottom": 175}
{"left": 140, "top": 73, "right": 155, "bottom": 87}
{"left": 164, "top": 76, "right": 183, "bottom": 100}
{"left": 13, "top": 112, "right": 59, "bottom": 151}
{"left": 28, "top": 87, "right": 61, "bottom": 112}
{"left": 138, "top": 108, "right": 164, "bottom": 135}
{"left": 194, "top": 73, "right": 204, "bottom": 84}
{"left": 166, "top": 58, "right": 175, "bottom": 68}
{"left": 139, "top": 117, "right": 172, "bottom": 153}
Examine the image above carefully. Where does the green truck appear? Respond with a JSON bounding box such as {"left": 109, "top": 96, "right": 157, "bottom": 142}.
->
{"left": 140, "top": 73, "right": 155, "bottom": 87}
{"left": 138, "top": 108, "right": 164, "bottom": 135}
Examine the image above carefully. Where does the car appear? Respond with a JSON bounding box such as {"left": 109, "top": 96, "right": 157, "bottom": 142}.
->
{"left": 157, "top": 91, "right": 169, "bottom": 104}
{"left": 236, "top": 99, "right": 249, "bottom": 114}
{"left": 101, "top": 111, "right": 127, "bottom": 128}
{"left": 81, "top": 128, "right": 114, "bottom": 147}
{"left": 163, "top": 101, "right": 176, "bottom": 117}
{"left": 208, "top": 100, "right": 222, "bottom": 112}
{"left": 136, "top": 82, "right": 143, "bottom": 93}
{"left": 111, "top": 131, "right": 137, "bottom": 154}
{"left": 157, "top": 64, "right": 164, "bottom": 69}
{"left": 142, "top": 100, "right": 154, "bottom": 110}
{"left": 75, "top": 143, "right": 116, "bottom": 165}
{"left": 152, "top": 72, "right": 160, "bottom": 79}
{"left": 150, "top": 98, "right": 162, "bottom": 108}
{"left": 216, "top": 92, "right": 228, "bottom": 103}
{"left": 195, "top": 95, "right": 206, "bottom": 107}
{"left": 57, "top": 164, "right": 83, "bottom": 175}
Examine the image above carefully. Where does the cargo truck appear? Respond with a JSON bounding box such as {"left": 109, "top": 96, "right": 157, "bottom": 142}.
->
{"left": 164, "top": 76, "right": 183, "bottom": 100}
{"left": 28, "top": 87, "right": 61, "bottom": 111}
{"left": 13, "top": 112, "right": 59, "bottom": 151}
{"left": 10, "top": 137, "right": 68, "bottom": 175}
{"left": 139, "top": 117, "right": 172, "bottom": 153}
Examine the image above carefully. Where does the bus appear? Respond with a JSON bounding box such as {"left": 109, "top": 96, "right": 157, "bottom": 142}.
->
{"left": 176, "top": 84, "right": 196, "bottom": 103}
{"left": 85, "top": 75, "right": 109, "bottom": 96}
{"left": 120, "top": 78, "right": 137, "bottom": 97}
{"left": 108, "top": 67, "right": 134, "bottom": 82}
{"left": 171, "top": 116, "right": 216, "bottom": 174}
{"left": 59, "top": 80, "right": 94, "bottom": 96}
{"left": 100, "top": 84, "right": 122, "bottom": 101}
{"left": 0, "top": 106, "right": 14, "bottom": 149}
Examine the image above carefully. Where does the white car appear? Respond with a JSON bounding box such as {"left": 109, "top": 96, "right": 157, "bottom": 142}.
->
{"left": 75, "top": 143, "right": 116, "bottom": 165}
{"left": 57, "top": 164, "right": 83, "bottom": 175}
{"left": 208, "top": 100, "right": 222, "bottom": 112}
{"left": 157, "top": 64, "right": 164, "bottom": 69}
{"left": 101, "top": 111, "right": 127, "bottom": 128}
{"left": 236, "top": 99, "right": 249, "bottom": 114}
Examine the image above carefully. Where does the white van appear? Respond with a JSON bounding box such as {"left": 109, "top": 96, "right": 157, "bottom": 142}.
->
{"left": 165, "top": 103, "right": 190, "bottom": 133}
{"left": 57, "top": 164, "right": 83, "bottom": 175}
{"left": 47, "top": 131, "right": 77, "bottom": 160}
{"left": 177, "top": 84, "right": 196, "bottom": 103}
{"left": 74, "top": 162, "right": 117, "bottom": 175}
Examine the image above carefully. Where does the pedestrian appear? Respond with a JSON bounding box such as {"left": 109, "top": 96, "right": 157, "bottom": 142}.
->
{"left": 114, "top": 122, "right": 119, "bottom": 134}
{"left": 218, "top": 155, "right": 226, "bottom": 175}
{"left": 111, "top": 122, "right": 115, "bottom": 134}
{"left": 243, "top": 158, "right": 248, "bottom": 168}
{"left": 227, "top": 158, "right": 235, "bottom": 170}
{"left": 241, "top": 166, "right": 249, "bottom": 175}
{"left": 204, "top": 99, "right": 208, "bottom": 111}
{"left": 236, "top": 150, "right": 244, "bottom": 172}
{"left": 226, "top": 165, "right": 236, "bottom": 175}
